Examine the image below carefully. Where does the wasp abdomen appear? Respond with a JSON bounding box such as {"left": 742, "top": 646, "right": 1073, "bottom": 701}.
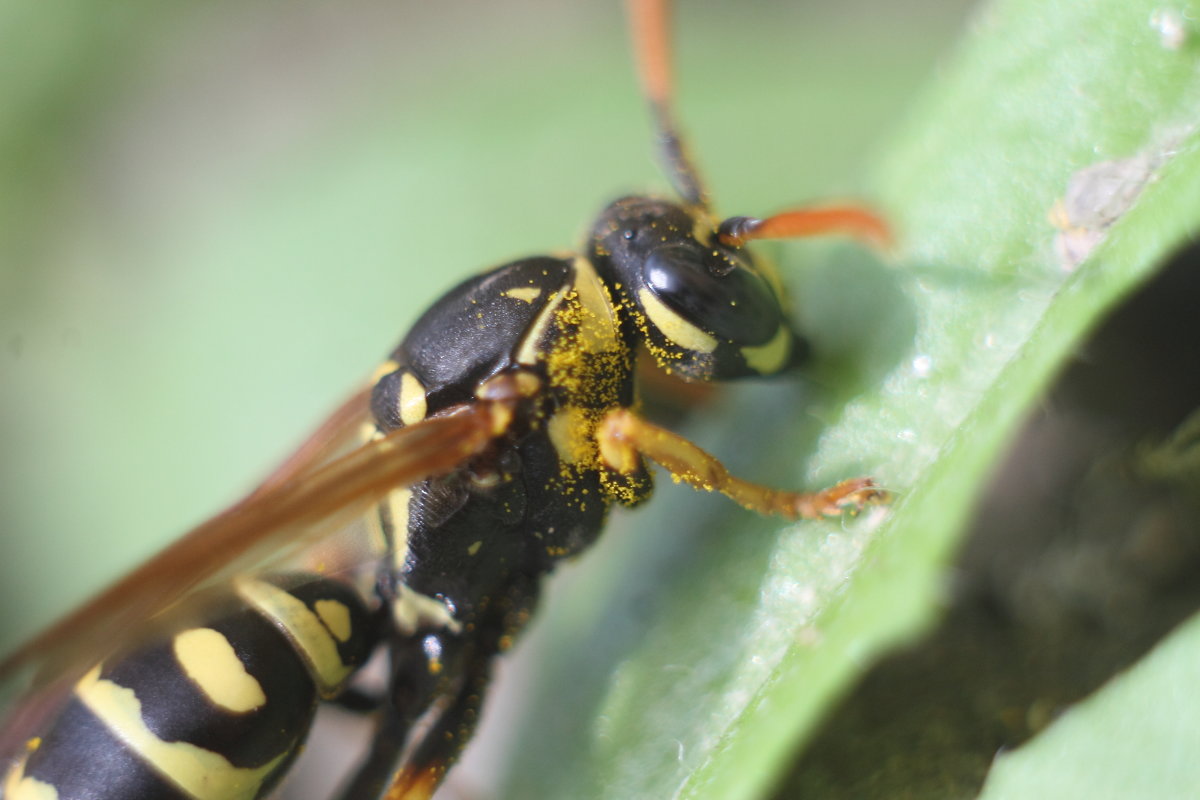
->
{"left": 4, "top": 574, "right": 373, "bottom": 800}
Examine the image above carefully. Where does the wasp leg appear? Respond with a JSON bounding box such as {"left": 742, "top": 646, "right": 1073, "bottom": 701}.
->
{"left": 598, "top": 408, "right": 887, "bottom": 519}
{"left": 330, "top": 686, "right": 386, "bottom": 714}
{"left": 337, "top": 575, "right": 538, "bottom": 800}
{"left": 333, "top": 699, "right": 416, "bottom": 800}
{"left": 334, "top": 622, "right": 453, "bottom": 800}
{"left": 378, "top": 579, "right": 535, "bottom": 800}
{"left": 383, "top": 574, "right": 538, "bottom": 800}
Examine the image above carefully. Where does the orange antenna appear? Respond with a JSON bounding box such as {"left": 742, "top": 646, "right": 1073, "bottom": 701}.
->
{"left": 718, "top": 205, "right": 893, "bottom": 251}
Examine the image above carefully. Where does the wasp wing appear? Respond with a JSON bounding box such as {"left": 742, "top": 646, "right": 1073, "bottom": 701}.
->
{"left": 245, "top": 385, "right": 375, "bottom": 498}
{"left": 0, "top": 400, "right": 500, "bottom": 696}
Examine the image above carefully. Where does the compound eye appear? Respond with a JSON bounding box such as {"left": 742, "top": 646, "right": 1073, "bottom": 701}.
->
{"left": 643, "top": 244, "right": 782, "bottom": 345}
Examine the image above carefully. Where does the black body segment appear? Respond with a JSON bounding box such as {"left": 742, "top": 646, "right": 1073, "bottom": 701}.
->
{"left": 101, "top": 604, "right": 315, "bottom": 765}
{"left": 384, "top": 257, "right": 573, "bottom": 413}
{"left": 11, "top": 699, "right": 193, "bottom": 800}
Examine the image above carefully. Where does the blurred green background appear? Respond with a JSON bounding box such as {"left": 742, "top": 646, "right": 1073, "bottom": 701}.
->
{"left": 0, "top": 0, "right": 972, "bottom": 664}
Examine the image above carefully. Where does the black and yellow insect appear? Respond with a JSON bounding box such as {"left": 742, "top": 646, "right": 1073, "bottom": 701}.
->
{"left": 0, "top": 1, "right": 889, "bottom": 798}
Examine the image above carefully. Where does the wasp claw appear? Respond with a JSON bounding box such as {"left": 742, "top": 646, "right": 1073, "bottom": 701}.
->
{"left": 795, "top": 477, "right": 890, "bottom": 519}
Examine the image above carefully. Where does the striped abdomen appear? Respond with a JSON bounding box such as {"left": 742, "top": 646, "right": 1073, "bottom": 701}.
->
{"left": 4, "top": 574, "right": 374, "bottom": 800}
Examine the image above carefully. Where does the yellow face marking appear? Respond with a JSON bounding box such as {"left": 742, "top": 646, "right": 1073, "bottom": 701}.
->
{"left": 741, "top": 325, "right": 791, "bottom": 374}
{"left": 637, "top": 288, "right": 718, "bottom": 353}
{"left": 74, "top": 666, "right": 286, "bottom": 800}
{"left": 397, "top": 371, "right": 427, "bottom": 426}
{"left": 4, "top": 758, "right": 59, "bottom": 800}
{"left": 502, "top": 286, "right": 542, "bottom": 304}
{"left": 515, "top": 288, "right": 568, "bottom": 366}
{"left": 315, "top": 599, "right": 352, "bottom": 643}
{"left": 235, "top": 578, "right": 352, "bottom": 697}
{"left": 174, "top": 628, "right": 266, "bottom": 714}
{"left": 467, "top": 540, "right": 483, "bottom": 556}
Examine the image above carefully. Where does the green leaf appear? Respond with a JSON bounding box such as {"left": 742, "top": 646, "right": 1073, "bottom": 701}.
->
{"left": 978, "top": 609, "right": 1200, "bottom": 799}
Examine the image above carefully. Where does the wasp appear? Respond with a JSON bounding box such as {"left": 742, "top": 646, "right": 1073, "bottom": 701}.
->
{"left": 0, "top": 1, "right": 889, "bottom": 797}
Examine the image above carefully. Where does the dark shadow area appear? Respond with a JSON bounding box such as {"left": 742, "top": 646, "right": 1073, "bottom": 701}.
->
{"left": 776, "top": 241, "right": 1200, "bottom": 799}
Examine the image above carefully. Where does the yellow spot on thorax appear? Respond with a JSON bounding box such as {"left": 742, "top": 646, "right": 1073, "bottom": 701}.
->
{"left": 357, "top": 421, "right": 382, "bottom": 444}
{"left": 369, "top": 359, "right": 401, "bottom": 384}
{"left": 515, "top": 287, "right": 568, "bottom": 366}
{"left": 502, "top": 286, "right": 542, "bottom": 304}
{"left": 398, "top": 371, "right": 428, "bottom": 426}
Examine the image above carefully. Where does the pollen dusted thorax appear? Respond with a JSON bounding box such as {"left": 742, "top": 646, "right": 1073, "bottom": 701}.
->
{"left": 368, "top": 250, "right": 656, "bottom": 611}
{"left": 351, "top": 245, "right": 663, "bottom": 799}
